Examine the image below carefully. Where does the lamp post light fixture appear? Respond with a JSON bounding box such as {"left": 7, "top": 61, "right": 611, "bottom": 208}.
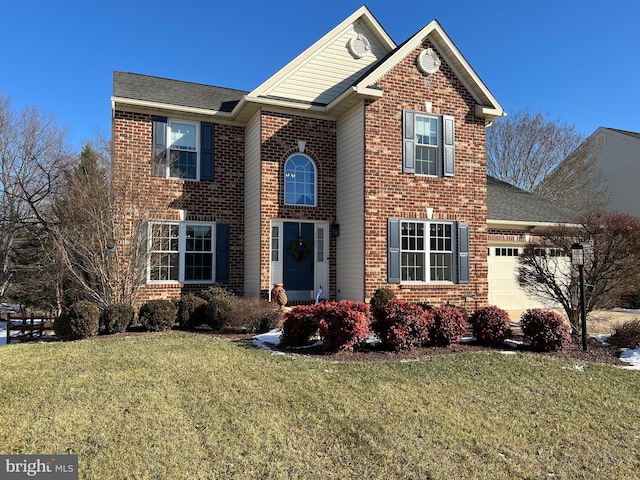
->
{"left": 571, "top": 242, "right": 591, "bottom": 351}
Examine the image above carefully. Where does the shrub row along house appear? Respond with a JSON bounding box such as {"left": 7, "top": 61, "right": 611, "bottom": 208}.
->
{"left": 111, "top": 6, "right": 574, "bottom": 312}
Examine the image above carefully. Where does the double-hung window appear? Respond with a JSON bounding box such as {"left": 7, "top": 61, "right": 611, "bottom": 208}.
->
{"left": 400, "top": 221, "right": 453, "bottom": 282}
{"left": 168, "top": 121, "right": 198, "bottom": 180}
{"left": 149, "top": 222, "right": 229, "bottom": 283}
{"left": 152, "top": 117, "right": 215, "bottom": 181}
{"left": 388, "top": 218, "right": 469, "bottom": 284}
{"left": 403, "top": 110, "right": 455, "bottom": 177}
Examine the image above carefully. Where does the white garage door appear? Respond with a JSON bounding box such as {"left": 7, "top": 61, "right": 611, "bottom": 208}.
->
{"left": 487, "top": 246, "right": 548, "bottom": 311}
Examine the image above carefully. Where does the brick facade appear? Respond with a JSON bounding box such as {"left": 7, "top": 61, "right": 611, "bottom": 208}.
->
{"left": 362, "top": 40, "right": 488, "bottom": 311}
{"left": 259, "top": 111, "right": 338, "bottom": 299}
{"left": 112, "top": 110, "right": 245, "bottom": 304}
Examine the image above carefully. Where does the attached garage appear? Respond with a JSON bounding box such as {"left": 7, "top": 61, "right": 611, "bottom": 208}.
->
{"left": 486, "top": 176, "right": 577, "bottom": 313}
{"left": 487, "top": 245, "right": 546, "bottom": 310}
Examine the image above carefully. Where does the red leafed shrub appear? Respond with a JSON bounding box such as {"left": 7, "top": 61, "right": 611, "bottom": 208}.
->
{"left": 469, "top": 306, "right": 512, "bottom": 347}
{"left": 280, "top": 305, "right": 320, "bottom": 347}
{"left": 373, "top": 300, "right": 434, "bottom": 351}
{"left": 317, "top": 301, "right": 371, "bottom": 352}
{"left": 429, "top": 305, "right": 467, "bottom": 346}
{"left": 520, "top": 309, "right": 572, "bottom": 352}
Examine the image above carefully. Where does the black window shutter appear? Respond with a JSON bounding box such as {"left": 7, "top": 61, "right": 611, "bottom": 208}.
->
{"left": 443, "top": 115, "right": 455, "bottom": 177}
{"left": 388, "top": 218, "right": 401, "bottom": 283}
{"left": 216, "top": 223, "right": 230, "bottom": 282}
{"left": 152, "top": 116, "right": 167, "bottom": 177}
{"left": 200, "top": 121, "right": 215, "bottom": 180}
{"left": 402, "top": 110, "right": 415, "bottom": 173}
{"left": 457, "top": 222, "right": 469, "bottom": 284}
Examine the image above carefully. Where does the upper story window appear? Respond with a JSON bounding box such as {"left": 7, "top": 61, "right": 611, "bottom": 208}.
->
{"left": 284, "top": 154, "right": 316, "bottom": 206}
{"left": 402, "top": 110, "right": 455, "bottom": 177}
{"left": 168, "top": 121, "right": 198, "bottom": 179}
{"left": 152, "top": 117, "right": 215, "bottom": 181}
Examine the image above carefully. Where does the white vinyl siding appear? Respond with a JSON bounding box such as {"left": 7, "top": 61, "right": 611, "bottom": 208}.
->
{"left": 263, "top": 23, "right": 388, "bottom": 105}
{"left": 336, "top": 102, "right": 365, "bottom": 301}
{"left": 595, "top": 130, "right": 640, "bottom": 217}
{"left": 244, "top": 112, "right": 262, "bottom": 297}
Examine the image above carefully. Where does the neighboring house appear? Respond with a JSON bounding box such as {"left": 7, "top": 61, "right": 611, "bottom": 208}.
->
{"left": 486, "top": 176, "right": 577, "bottom": 311}
{"left": 111, "top": 6, "right": 511, "bottom": 311}
{"left": 540, "top": 127, "right": 640, "bottom": 218}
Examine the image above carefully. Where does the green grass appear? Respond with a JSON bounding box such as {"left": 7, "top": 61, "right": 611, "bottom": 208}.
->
{"left": 1, "top": 332, "right": 639, "bottom": 479}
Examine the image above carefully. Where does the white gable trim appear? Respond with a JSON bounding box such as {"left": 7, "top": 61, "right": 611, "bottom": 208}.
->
{"left": 355, "top": 20, "right": 505, "bottom": 123}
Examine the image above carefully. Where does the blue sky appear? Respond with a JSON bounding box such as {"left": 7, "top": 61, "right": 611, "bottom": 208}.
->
{"left": 2, "top": 0, "right": 639, "bottom": 149}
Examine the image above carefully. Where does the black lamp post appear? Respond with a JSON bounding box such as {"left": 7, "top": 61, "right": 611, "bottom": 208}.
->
{"left": 571, "top": 242, "right": 591, "bottom": 351}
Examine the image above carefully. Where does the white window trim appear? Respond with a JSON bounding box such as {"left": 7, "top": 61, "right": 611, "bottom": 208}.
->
{"left": 147, "top": 221, "right": 216, "bottom": 284}
{"left": 414, "top": 113, "right": 442, "bottom": 177}
{"left": 400, "top": 219, "right": 456, "bottom": 284}
{"left": 165, "top": 119, "right": 200, "bottom": 181}
{"left": 284, "top": 154, "right": 317, "bottom": 207}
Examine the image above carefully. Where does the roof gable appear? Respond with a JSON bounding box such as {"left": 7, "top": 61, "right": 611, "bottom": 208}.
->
{"left": 355, "top": 20, "right": 504, "bottom": 123}
{"left": 248, "top": 6, "right": 395, "bottom": 107}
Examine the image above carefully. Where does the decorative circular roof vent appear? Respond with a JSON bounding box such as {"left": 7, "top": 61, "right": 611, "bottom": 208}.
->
{"left": 348, "top": 34, "right": 371, "bottom": 58}
{"left": 417, "top": 48, "right": 441, "bottom": 75}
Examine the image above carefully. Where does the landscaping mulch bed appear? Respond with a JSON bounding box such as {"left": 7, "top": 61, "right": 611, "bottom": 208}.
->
{"left": 211, "top": 331, "right": 627, "bottom": 367}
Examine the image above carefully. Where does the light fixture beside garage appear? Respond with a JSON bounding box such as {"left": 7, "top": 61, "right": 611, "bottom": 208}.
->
{"left": 417, "top": 48, "right": 441, "bottom": 75}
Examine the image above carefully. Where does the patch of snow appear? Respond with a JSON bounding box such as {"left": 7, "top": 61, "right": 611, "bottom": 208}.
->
{"left": 619, "top": 347, "right": 640, "bottom": 370}
{"left": 0, "top": 320, "right": 7, "bottom": 346}
{"left": 459, "top": 336, "right": 474, "bottom": 344}
{"left": 499, "top": 351, "right": 517, "bottom": 355}
{"left": 503, "top": 339, "right": 523, "bottom": 349}
{"left": 612, "top": 308, "right": 640, "bottom": 314}
{"left": 595, "top": 334, "right": 611, "bottom": 345}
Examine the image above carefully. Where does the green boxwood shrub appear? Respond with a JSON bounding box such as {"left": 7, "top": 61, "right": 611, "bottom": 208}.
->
{"left": 54, "top": 300, "right": 100, "bottom": 340}
{"left": 520, "top": 309, "right": 571, "bottom": 352}
{"left": 138, "top": 299, "right": 177, "bottom": 332}
{"left": 202, "top": 298, "right": 232, "bottom": 331}
{"left": 102, "top": 303, "right": 135, "bottom": 334}
{"left": 469, "top": 305, "right": 511, "bottom": 347}
{"left": 370, "top": 288, "right": 395, "bottom": 323}
{"left": 176, "top": 294, "right": 207, "bottom": 328}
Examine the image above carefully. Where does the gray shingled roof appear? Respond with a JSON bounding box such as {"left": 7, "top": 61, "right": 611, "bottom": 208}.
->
{"left": 487, "top": 176, "right": 577, "bottom": 223}
{"left": 113, "top": 71, "right": 248, "bottom": 113}
{"left": 607, "top": 128, "right": 640, "bottom": 140}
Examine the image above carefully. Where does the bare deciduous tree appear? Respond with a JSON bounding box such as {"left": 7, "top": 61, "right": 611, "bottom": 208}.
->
{"left": 487, "top": 109, "right": 585, "bottom": 193}
{"left": 517, "top": 210, "right": 640, "bottom": 333}
{"left": 0, "top": 94, "right": 72, "bottom": 301}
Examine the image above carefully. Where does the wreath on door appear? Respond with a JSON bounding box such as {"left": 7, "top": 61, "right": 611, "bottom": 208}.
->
{"left": 289, "top": 235, "right": 311, "bottom": 261}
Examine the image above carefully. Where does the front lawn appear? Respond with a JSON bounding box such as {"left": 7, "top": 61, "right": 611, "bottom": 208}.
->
{"left": 1, "top": 332, "right": 638, "bottom": 479}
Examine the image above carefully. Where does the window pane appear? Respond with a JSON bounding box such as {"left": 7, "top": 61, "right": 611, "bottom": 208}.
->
{"left": 430, "top": 253, "right": 452, "bottom": 281}
{"left": 317, "top": 228, "right": 324, "bottom": 262}
{"left": 169, "top": 122, "right": 196, "bottom": 151}
{"left": 185, "top": 253, "right": 213, "bottom": 281}
{"left": 402, "top": 252, "right": 425, "bottom": 281}
{"left": 416, "top": 117, "right": 437, "bottom": 145}
{"left": 169, "top": 150, "right": 197, "bottom": 180}
{"left": 415, "top": 146, "right": 437, "bottom": 175}
{"left": 271, "top": 226, "right": 279, "bottom": 261}
{"left": 284, "top": 155, "right": 316, "bottom": 206}
{"left": 150, "top": 253, "right": 179, "bottom": 281}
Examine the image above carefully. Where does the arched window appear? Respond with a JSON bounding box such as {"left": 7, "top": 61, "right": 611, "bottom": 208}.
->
{"left": 284, "top": 154, "right": 316, "bottom": 206}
